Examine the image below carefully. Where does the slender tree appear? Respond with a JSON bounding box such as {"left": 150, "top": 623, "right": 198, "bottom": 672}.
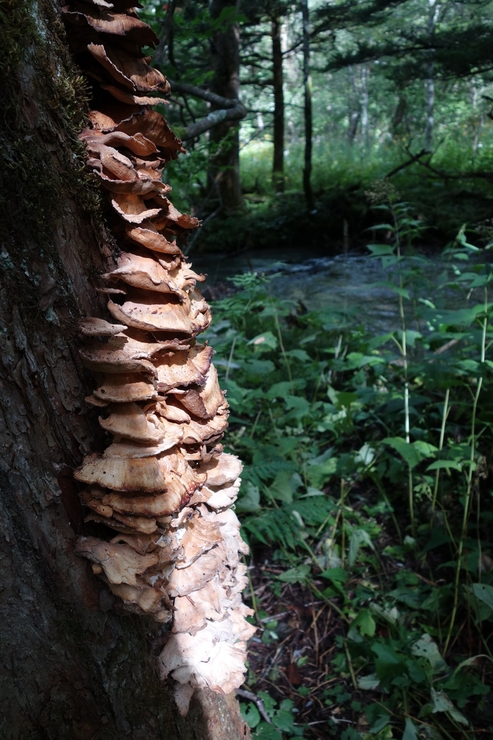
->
{"left": 209, "top": 0, "right": 244, "bottom": 211}
{"left": 272, "top": 13, "right": 285, "bottom": 191}
{"left": 300, "top": 0, "right": 314, "bottom": 209}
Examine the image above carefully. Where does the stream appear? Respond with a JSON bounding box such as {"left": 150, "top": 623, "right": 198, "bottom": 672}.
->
{"left": 193, "top": 248, "right": 489, "bottom": 335}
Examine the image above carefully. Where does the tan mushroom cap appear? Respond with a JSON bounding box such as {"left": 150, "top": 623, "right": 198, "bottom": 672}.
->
{"left": 179, "top": 441, "right": 223, "bottom": 463}
{"left": 189, "top": 479, "right": 240, "bottom": 510}
{"left": 93, "top": 372, "right": 157, "bottom": 403}
{"left": 102, "top": 251, "right": 203, "bottom": 297}
{"left": 79, "top": 317, "right": 128, "bottom": 336}
{"left": 63, "top": 9, "right": 159, "bottom": 46}
{"left": 150, "top": 196, "right": 200, "bottom": 231}
{"left": 111, "top": 192, "right": 161, "bottom": 223}
{"left": 180, "top": 406, "right": 229, "bottom": 446}
{"left": 97, "top": 144, "right": 137, "bottom": 181}
{"left": 101, "top": 487, "right": 186, "bottom": 518}
{"left": 101, "top": 83, "right": 169, "bottom": 107}
{"left": 85, "top": 394, "right": 109, "bottom": 408}
{"left": 125, "top": 224, "right": 181, "bottom": 256}
{"left": 75, "top": 453, "right": 167, "bottom": 492}
{"left": 102, "top": 435, "right": 183, "bottom": 458}
{"left": 172, "top": 576, "right": 224, "bottom": 634}
{"left": 199, "top": 453, "right": 243, "bottom": 488}
{"left": 167, "top": 545, "right": 227, "bottom": 598}
{"left": 76, "top": 449, "right": 204, "bottom": 493}
{"left": 92, "top": 166, "right": 168, "bottom": 195}
{"left": 107, "top": 291, "right": 211, "bottom": 335}
{"left": 111, "top": 107, "right": 184, "bottom": 157}
{"left": 173, "top": 683, "right": 196, "bottom": 718}
{"left": 80, "top": 332, "right": 190, "bottom": 374}
{"left": 175, "top": 513, "right": 223, "bottom": 569}
{"left": 99, "top": 401, "right": 172, "bottom": 444}
{"left": 81, "top": 129, "right": 158, "bottom": 157}
{"left": 87, "top": 43, "right": 170, "bottom": 94}
{"left": 110, "top": 532, "right": 160, "bottom": 554}
{"left": 176, "top": 365, "right": 225, "bottom": 419}
{"left": 85, "top": 511, "right": 159, "bottom": 535}
{"left": 75, "top": 536, "right": 159, "bottom": 586}
{"left": 155, "top": 399, "right": 191, "bottom": 423}
{"left": 108, "top": 581, "right": 171, "bottom": 621}
{"left": 154, "top": 343, "right": 213, "bottom": 391}
{"left": 159, "top": 621, "right": 252, "bottom": 694}
{"left": 80, "top": 490, "right": 114, "bottom": 518}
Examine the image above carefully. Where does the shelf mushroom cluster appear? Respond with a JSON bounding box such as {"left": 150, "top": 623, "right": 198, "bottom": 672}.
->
{"left": 62, "top": 0, "right": 255, "bottom": 714}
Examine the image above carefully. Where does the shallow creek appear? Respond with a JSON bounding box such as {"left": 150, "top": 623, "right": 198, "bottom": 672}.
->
{"left": 192, "top": 249, "right": 487, "bottom": 335}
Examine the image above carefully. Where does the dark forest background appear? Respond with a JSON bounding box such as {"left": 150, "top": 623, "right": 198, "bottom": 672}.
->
{"left": 141, "top": 0, "right": 493, "bottom": 254}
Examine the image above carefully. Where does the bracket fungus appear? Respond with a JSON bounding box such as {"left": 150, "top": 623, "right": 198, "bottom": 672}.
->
{"left": 63, "top": 0, "right": 255, "bottom": 715}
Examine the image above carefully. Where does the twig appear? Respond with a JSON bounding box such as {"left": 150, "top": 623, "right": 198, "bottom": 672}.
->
{"left": 236, "top": 689, "right": 272, "bottom": 724}
{"left": 386, "top": 148, "right": 429, "bottom": 178}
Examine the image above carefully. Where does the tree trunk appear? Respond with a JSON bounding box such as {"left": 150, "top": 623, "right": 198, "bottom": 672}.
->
{"left": 361, "top": 65, "right": 370, "bottom": 150}
{"left": 424, "top": 0, "right": 439, "bottom": 151}
{"left": 300, "top": 0, "right": 313, "bottom": 210}
{"left": 272, "top": 16, "right": 285, "bottom": 193}
{"left": 0, "top": 2, "right": 248, "bottom": 738}
{"left": 209, "top": 0, "right": 244, "bottom": 212}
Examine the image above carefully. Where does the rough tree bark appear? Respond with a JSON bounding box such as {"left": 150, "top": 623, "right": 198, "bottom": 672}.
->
{"left": 0, "top": 1, "right": 249, "bottom": 738}
{"left": 209, "top": 0, "right": 244, "bottom": 212}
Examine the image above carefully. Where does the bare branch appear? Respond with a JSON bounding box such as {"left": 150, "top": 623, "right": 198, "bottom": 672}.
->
{"left": 167, "top": 80, "right": 246, "bottom": 140}
{"left": 181, "top": 104, "right": 246, "bottom": 140}
{"left": 386, "top": 149, "right": 429, "bottom": 178}
{"left": 169, "top": 80, "right": 239, "bottom": 109}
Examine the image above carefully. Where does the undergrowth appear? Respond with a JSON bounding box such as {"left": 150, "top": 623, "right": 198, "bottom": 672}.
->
{"left": 203, "top": 198, "right": 493, "bottom": 739}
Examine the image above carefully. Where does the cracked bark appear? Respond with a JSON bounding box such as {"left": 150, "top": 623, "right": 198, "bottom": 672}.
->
{"left": 0, "top": 1, "right": 249, "bottom": 738}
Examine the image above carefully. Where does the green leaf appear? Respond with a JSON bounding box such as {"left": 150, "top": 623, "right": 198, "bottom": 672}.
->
{"left": 248, "top": 331, "right": 277, "bottom": 350}
{"left": 277, "top": 564, "right": 311, "bottom": 583}
{"left": 431, "top": 689, "right": 469, "bottom": 726}
{"left": 357, "top": 673, "right": 380, "bottom": 691}
{"left": 354, "top": 443, "right": 376, "bottom": 466}
{"left": 383, "top": 437, "right": 420, "bottom": 468}
{"left": 236, "top": 481, "right": 261, "bottom": 513}
{"left": 411, "top": 633, "right": 448, "bottom": 672}
{"left": 402, "top": 718, "right": 419, "bottom": 740}
{"left": 372, "top": 643, "right": 406, "bottom": 681}
{"left": 241, "top": 702, "right": 261, "bottom": 729}
{"left": 253, "top": 724, "right": 283, "bottom": 740}
{"left": 327, "top": 387, "right": 358, "bottom": 408}
{"left": 269, "top": 470, "right": 295, "bottom": 503}
{"left": 284, "top": 349, "right": 311, "bottom": 361}
{"left": 284, "top": 395, "right": 311, "bottom": 416}
{"left": 366, "top": 281, "right": 411, "bottom": 300}
{"left": 349, "top": 528, "right": 375, "bottom": 566}
{"left": 267, "top": 381, "right": 294, "bottom": 399}
{"left": 271, "top": 707, "right": 295, "bottom": 732}
{"left": 307, "top": 456, "right": 338, "bottom": 488}
{"left": 471, "top": 582, "right": 493, "bottom": 610}
{"left": 426, "top": 460, "right": 462, "bottom": 472}
{"left": 404, "top": 329, "right": 422, "bottom": 346}
{"left": 350, "top": 609, "right": 376, "bottom": 638}
{"left": 412, "top": 440, "right": 437, "bottom": 458}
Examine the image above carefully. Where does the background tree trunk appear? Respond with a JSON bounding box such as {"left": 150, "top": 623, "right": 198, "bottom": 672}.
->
{"left": 272, "top": 15, "right": 285, "bottom": 192}
{"left": 0, "top": 2, "right": 249, "bottom": 738}
{"left": 300, "top": 0, "right": 314, "bottom": 210}
{"left": 209, "top": 0, "right": 244, "bottom": 212}
{"left": 424, "top": 0, "right": 439, "bottom": 151}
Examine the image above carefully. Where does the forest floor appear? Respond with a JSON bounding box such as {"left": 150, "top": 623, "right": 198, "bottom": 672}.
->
{"left": 245, "top": 559, "right": 347, "bottom": 739}
{"left": 243, "top": 537, "right": 493, "bottom": 740}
